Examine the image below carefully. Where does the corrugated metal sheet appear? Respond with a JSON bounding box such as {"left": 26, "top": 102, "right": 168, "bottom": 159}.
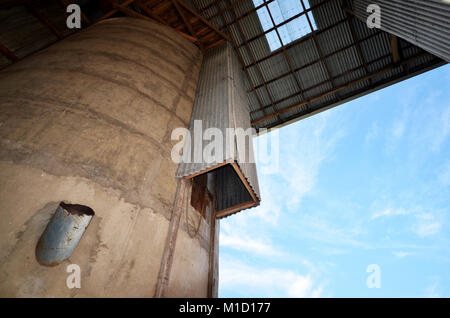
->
{"left": 354, "top": 0, "right": 450, "bottom": 61}
{"left": 176, "top": 41, "right": 260, "bottom": 218}
{"left": 216, "top": 165, "right": 253, "bottom": 212}
{"left": 2, "top": 0, "right": 446, "bottom": 129}
{"left": 191, "top": 0, "right": 445, "bottom": 130}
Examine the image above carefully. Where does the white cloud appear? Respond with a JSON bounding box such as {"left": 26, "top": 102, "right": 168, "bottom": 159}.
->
{"left": 412, "top": 212, "right": 442, "bottom": 237}
{"left": 414, "top": 221, "right": 441, "bottom": 237}
{"left": 219, "top": 257, "right": 323, "bottom": 298}
{"left": 392, "top": 119, "right": 406, "bottom": 139}
{"left": 415, "top": 212, "right": 435, "bottom": 221}
{"left": 392, "top": 251, "right": 413, "bottom": 259}
{"left": 220, "top": 231, "right": 280, "bottom": 257}
{"left": 308, "top": 218, "right": 364, "bottom": 247}
{"left": 249, "top": 175, "right": 282, "bottom": 224}
{"left": 311, "top": 246, "right": 349, "bottom": 256}
{"left": 371, "top": 208, "right": 409, "bottom": 220}
{"left": 371, "top": 206, "right": 443, "bottom": 238}
{"left": 218, "top": 67, "right": 450, "bottom": 298}
{"left": 278, "top": 110, "right": 346, "bottom": 210}
{"left": 220, "top": 110, "right": 347, "bottom": 259}
{"left": 385, "top": 106, "right": 408, "bottom": 152}
{"left": 386, "top": 86, "right": 449, "bottom": 155}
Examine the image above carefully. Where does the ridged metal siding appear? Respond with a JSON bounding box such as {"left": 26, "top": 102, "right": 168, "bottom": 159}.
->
{"left": 353, "top": 0, "right": 450, "bottom": 61}
{"left": 189, "top": 0, "right": 445, "bottom": 130}
{"left": 216, "top": 165, "right": 253, "bottom": 212}
{"left": 176, "top": 42, "right": 231, "bottom": 177}
{"left": 176, "top": 41, "right": 260, "bottom": 216}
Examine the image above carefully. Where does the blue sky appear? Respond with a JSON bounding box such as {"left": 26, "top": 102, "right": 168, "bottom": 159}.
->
{"left": 219, "top": 63, "right": 450, "bottom": 297}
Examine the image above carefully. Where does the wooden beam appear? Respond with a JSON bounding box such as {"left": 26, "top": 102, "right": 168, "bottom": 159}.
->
{"left": 172, "top": 0, "right": 203, "bottom": 50}
{"left": 390, "top": 34, "right": 401, "bottom": 64}
{"left": 0, "top": 0, "right": 26, "bottom": 10}
{"left": 216, "top": 201, "right": 256, "bottom": 219}
{"left": 197, "top": 29, "right": 219, "bottom": 42}
{"left": 264, "top": 59, "right": 440, "bottom": 130}
{"left": 196, "top": 25, "right": 211, "bottom": 36}
{"left": 243, "top": 16, "right": 349, "bottom": 69}
{"left": 172, "top": 0, "right": 195, "bottom": 36}
{"left": 135, "top": 0, "right": 167, "bottom": 24}
{"left": 95, "top": 0, "right": 135, "bottom": 23}
{"left": 198, "top": 0, "right": 243, "bottom": 15}
{"left": 176, "top": 0, "right": 228, "bottom": 41}
{"left": 207, "top": 212, "right": 218, "bottom": 297}
{"left": 154, "top": 179, "right": 187, "bottom": 298}
{"left": 251, "top": 52, "right": 428, "bottom": 126}
{"left": 231, "top": 162, "right": 258, "bottom": 203}
{"left": 112, "top": 1, "right": 199, "bottom": 43}
{"left": 152, "top": 1, "right": 172, "bottom": 16}
{"left": 204, "top": 38, "right": 226, "bottom": 50}
{"left": 207, "top": 173, "right": 217, "bottom": 298}
{"left": 0, "top": 42, "right": 18, "bottom": 62}
{"left": 235, "top": 0, "right": 332, "bottom": 49}
{"left": 201, "top": 0, "right": 273, "bottom": 23}
{"left": 182, "top": 161, "right": 230, "bottom": 180}
{"left": 26, "top": 0, "right": 63, "bottom": 39}
{"left": 113, "top": 2, "right": 156, "bottom": 21}
{"left": 248, "top": 30, "right": 382, "bottom": 92}
{"left": 343, "top": 5, "right": 356, "bottom": 16}
{"left": 250, "top": 50, "right": 398, "bottom": 116}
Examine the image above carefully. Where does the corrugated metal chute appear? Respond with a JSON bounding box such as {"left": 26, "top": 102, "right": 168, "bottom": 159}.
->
{"left": 176, "top": 41, "right": 261, "bottom": 219}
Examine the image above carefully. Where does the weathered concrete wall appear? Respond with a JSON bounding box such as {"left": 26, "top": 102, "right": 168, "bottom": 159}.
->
{"left": 166, "top": 186, "right": 213, "bottom": 298}
{"left": 0, "top": 17, "right": 208, "bottom": 297}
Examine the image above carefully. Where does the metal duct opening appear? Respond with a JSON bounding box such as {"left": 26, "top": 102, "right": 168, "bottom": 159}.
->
{"left": 179, "top": 161, "right": 259, "bottom": 219}
{"left": 36, "top": 202, "right": 94, "bottom": 266}
{"left": 215, "top": 164, "right": 256, "bottom": 218}
{"left": 59, "top": 202, "right": 95, "bottom": 216}
{"left": 176, "top": 42, "right": 261, "bottom": 219}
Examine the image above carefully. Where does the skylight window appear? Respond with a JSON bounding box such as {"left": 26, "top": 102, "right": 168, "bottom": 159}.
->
{"left": 253, "top": 0, "right": 317, "bottom": 51}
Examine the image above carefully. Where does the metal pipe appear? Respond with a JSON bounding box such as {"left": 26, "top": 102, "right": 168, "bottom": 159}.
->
{"left": 35, "top": 202, "right": 94, "bottom": 266}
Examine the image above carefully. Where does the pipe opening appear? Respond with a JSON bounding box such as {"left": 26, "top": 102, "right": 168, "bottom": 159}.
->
{"left": 36, "top": 202, "right": 95, "bottom": 266}
{"left": 59, "top": 202, "right": 95, "bottom": 216}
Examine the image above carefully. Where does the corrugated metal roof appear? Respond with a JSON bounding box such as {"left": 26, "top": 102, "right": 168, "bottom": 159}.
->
{"left": 354, "top": 0, "right": 450, "bottom": 62}
{"left": 1, "top": 0, "right": 446, "bottom": 130}
{"left": 191, "top": 0, "right": 446, "bottom": 130}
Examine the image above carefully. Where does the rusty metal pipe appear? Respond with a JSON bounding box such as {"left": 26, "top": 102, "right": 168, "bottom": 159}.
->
{"left": 35, "top": 202, "right": 94, "bottom": 266}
